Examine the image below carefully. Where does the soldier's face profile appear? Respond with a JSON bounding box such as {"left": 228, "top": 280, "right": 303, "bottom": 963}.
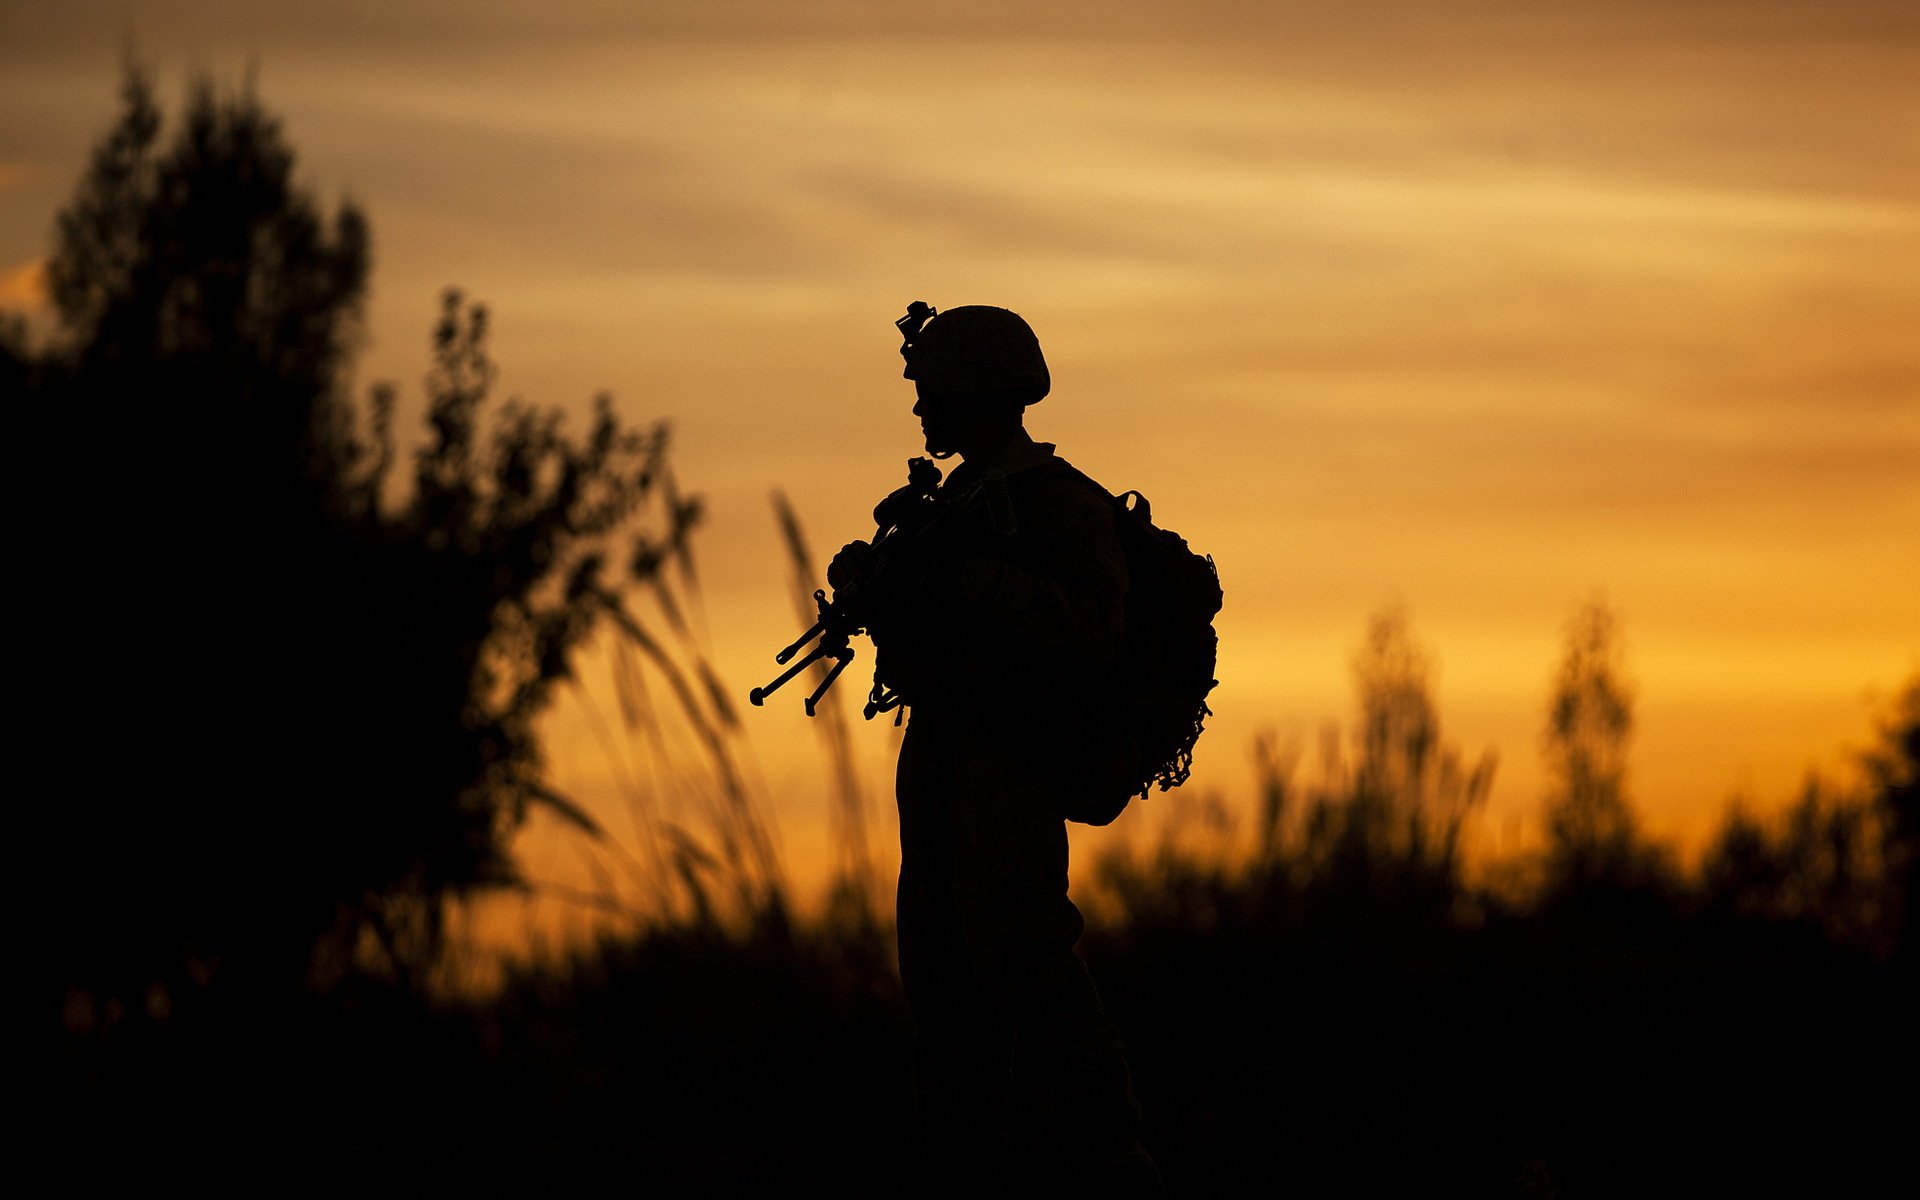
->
{"left": 912, "top": 383, "right": 967, "bottom": 456}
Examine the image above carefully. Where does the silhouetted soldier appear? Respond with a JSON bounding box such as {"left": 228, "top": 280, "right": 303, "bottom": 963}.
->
{"left": 829, "top": 305, "right": 1159, "bottom": 1193}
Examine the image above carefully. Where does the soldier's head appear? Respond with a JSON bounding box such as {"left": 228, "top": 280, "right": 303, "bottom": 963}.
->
{"left": 899, "top": 304, "right": 1049, "bottom": 460}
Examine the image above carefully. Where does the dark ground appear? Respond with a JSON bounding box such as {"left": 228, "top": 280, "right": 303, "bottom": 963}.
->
{"left": 49, "top": 866, "right": 1915, "bottom": 1197}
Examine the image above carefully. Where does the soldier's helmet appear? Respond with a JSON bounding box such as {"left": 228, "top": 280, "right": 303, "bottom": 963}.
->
{"left": 900, "top": 304, "right": 1050, "bottom": 404}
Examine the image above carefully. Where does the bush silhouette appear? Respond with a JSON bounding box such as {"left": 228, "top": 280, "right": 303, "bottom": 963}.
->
{"left": 23, "top": 68, "right": 696, "bottom": 1019}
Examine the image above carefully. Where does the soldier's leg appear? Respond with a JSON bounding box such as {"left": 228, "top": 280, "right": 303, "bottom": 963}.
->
{"left": 895, "top": 718, "right": 1014, "bottom": 1184}
{"left": 945, "top": 739, "right": 1151, "bottom": 1183}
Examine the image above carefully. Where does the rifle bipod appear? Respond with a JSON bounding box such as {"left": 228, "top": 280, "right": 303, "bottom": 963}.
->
{"left": 749, "top": 448, "right": 946, "bottom": 721}
{"left": 748, "top": 589, "right": 857, "bottom": 717}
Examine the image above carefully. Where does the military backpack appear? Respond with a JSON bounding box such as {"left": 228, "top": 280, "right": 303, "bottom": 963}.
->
{"left": 1054, "top": 468, "right": 1222, "bottom": 825}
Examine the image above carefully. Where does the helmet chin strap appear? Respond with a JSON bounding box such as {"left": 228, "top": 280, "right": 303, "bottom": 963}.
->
{"left": 929, "top": 448, "right": 957, "bottom": 461}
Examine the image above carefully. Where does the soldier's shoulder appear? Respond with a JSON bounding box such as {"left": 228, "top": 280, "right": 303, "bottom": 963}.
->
{"left": 1028, "top": 455, "right": 1113, "bottom": 503}
{"left": 1014, "top": 456, "right": 1119, "bottom": 533}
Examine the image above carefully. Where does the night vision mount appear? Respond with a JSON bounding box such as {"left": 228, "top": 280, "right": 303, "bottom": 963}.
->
{"left": 896, "top": 300, "right": 936, "bottom": 362}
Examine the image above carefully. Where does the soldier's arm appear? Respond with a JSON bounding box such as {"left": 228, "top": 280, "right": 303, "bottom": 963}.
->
{"left": 955, "top": 478, "right": 1126, "bottom": 666}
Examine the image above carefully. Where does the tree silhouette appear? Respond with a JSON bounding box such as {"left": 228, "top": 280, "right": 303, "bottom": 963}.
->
{"left": 1541, "top": 597, "right": 1641, "bottom": 889}
{"left": 1872, "top": 675, "right": 1920, "bottom": 967}
{"left": 1700, "top": 672, "right": 1920, "bottom": 957}
{"left": 23, "top": 67, "right": 696, "bottom": 1019}
{"left": 1332, "top": 606, "right": 1493, "bottom": 891}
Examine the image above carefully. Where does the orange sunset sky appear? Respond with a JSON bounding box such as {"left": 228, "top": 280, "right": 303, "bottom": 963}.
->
{"left": 4, "top": 1, "right": 1916, "bottom": 934}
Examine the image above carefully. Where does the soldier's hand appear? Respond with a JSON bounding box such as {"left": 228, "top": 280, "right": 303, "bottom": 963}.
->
{"left": 827, "top": 540, "right": 876, "bottom": 594}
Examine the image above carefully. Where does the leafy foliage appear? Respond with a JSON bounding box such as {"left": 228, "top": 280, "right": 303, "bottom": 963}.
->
{"left": 1539, "top": 597, "right": 1656, "bottom": 893}
{"left": 1096, "top": 607, "right": 1494, "bottom": 934}
{"left": 24, "top": 68, "right": 696, "bottom": 1011}
{"left": 1700, "top": 674, "right": 1920, "bottom": 957}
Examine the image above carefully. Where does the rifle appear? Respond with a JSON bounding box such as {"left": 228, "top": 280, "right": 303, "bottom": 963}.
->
{"left": 749, "top": 454, "right": 946, "bottom": 718}
{"left": 749, "top": 301, "right": 949, "bottom": 719}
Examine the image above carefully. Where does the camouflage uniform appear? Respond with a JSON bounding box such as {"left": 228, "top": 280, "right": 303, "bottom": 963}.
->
{"left": 877, "top": 429, "right": 1150, "bottom": 1188}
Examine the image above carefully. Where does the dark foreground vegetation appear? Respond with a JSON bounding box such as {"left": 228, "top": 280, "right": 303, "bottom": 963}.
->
{"left": 24, "top": 72, "right": 1917, "bottom": 1196}
{"left": 47, "top": 671, "right": 1918, "bottom": 1196}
